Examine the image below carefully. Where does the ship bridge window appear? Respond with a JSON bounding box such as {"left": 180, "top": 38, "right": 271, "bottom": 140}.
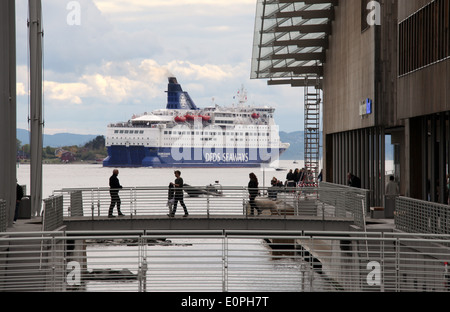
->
{"left": 114, "top": 130, "right": 119, "bottom": 134}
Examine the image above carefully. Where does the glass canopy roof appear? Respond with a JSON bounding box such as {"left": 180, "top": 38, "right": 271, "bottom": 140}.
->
{"left": 251, "top": 0, "right": 338, "bottom": 87}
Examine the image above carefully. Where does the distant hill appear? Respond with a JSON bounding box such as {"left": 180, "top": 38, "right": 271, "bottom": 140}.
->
{"left": 279, "top": 131, "right": 324, "bottom": 160}
{"left": 279, "top": 131, "right": 304, "bottom": 160}
{"left": 17, "top": 129, "right": 98, "bottom": 147}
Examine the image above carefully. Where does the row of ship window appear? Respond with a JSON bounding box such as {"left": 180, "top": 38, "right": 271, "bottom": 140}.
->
{"left": 113, "top": 130, "right": 274, "bottom": 137}
{"left": 107, "top": 141, "right": 277, "bottom": 146}
{"left": 114, "top": 130, "right": 145, "bottom": 134}
{"left": 163, "top": 131, "right": 272, "bottom": 136}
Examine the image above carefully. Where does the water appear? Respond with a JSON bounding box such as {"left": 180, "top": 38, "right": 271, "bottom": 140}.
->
{"left": 84, "top": 238, "right": 316, "bottom": 292}
{"left": 17, "top": 160, "right": 308, "bottom": 199}
{"left": 17, "top": 159, "right": 395, "bottom": 199}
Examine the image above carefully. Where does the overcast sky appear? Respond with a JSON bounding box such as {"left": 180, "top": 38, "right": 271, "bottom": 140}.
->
{"left": 15, "top": 0, "right": 304, "bottom": 135}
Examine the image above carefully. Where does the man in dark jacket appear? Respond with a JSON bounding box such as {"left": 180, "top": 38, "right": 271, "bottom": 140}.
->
{"left": 347, "top": 172, "right": 361, "bottom": 188}
{"left": 109, "top": 169, "right": 124, "bottom": 217}
{"left": 14, "top": 182, "right": 24, "bottom": 223}
{"left": 168, "top": 170, "right": 188, "bottom": 217}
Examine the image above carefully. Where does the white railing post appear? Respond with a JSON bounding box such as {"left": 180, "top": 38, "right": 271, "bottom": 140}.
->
{"left": 97, "top": 188, "right": 101, "bottom": 217}
{"left": 207, "top": 192, "right": 210, "bottom": 218}
{"left": 222, "top": 232, "right": 228, "bottom": 292}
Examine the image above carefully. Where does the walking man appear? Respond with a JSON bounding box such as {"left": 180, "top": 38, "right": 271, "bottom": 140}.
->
{"left": 168, "top": 170, "right": 189, "bottom": 217}
{"left": 109, "top": 169, "right": 124, "bottom": 217}
{"left": 14, "top": 181, "right": 24, "bottom": 224}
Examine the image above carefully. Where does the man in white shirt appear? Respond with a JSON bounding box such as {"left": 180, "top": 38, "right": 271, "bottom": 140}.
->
{"left": 386, "top": 175, "right": 399, "bottom": 195}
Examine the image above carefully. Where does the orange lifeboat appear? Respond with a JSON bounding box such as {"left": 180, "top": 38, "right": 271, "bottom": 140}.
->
{"left": 175, "top": 116, "right": 186, "bottom": 122}
{"left": 185, "top": 114, "right": 196, "bottom": 121}
{"left": 251, "top": 113, "right": 260, "bottom": 119}
{"left": 201, "top": 115, "right": 211, "bottom": 122}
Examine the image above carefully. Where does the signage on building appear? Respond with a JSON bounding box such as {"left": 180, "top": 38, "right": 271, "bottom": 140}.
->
{"left": 360, "top": 98, "right": 373, "bottom": 117}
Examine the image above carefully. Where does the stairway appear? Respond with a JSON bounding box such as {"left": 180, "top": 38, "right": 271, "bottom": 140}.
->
{"left": 304, "top": 76, "right": 321, "bottom": 184}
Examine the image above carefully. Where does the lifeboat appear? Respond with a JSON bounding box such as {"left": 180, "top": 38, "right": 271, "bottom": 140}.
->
{"left": 175, "top": 116, "right": 186, "bottom": 123}
{"left": 251, "top": 113, "right": 260, "bottom": 119}
{"left": 199, "top": 115, "right": 211, "bottom": 122}
{"left": 185, "top": 114, "right": 196, "bottom": 121}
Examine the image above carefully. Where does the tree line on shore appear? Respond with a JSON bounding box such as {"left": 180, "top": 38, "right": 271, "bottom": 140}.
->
{"left": 16, "top": 135, "right": 107, "bottom": 163}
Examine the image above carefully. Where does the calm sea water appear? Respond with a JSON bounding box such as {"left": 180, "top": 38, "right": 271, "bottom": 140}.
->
{"left": 17, "top": 159, "right": 394, "bottom": 199}
{"left": 17, "top": 160, "right": 308, "bottom": 199}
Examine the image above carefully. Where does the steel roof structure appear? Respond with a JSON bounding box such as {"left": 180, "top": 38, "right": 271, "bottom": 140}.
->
{"left": 251, "top": 0, "right": 339, "bottom": 88}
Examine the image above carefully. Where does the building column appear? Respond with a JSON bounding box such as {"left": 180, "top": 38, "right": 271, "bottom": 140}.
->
{"left": 0, "top": 0, "right": 17, "bottom": 228}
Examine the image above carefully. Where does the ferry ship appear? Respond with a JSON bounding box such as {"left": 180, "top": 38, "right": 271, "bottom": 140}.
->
{"left": 103, "top": 77, "right": 290, "bottom": 167}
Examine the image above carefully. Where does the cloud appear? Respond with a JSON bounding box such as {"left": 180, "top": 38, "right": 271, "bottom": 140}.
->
{"left": 17, "top": 83, "right": 27, "bottom": 96}
{"left": 15, "top": 0, "right": 305, "bottom": 135}
{"left": 94, "top": 0, "right": 257, "bottom": 16}
{"left": 42, "top": 58, "right": 247, "bottom": 107}
{"left": 166, "top": 60, "right": 245, "bottom": 81}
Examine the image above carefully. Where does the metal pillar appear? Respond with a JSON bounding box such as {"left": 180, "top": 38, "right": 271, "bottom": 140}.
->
{"left": 0, "top": 0, "right": 17, "bottom": 228}
{"left": 29, "top": 0, "right": 44, "bottom": 216}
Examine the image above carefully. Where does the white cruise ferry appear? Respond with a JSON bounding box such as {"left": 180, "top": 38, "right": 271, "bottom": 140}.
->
{"left": 103, "top": 77, "right": 290, "bottom": 167}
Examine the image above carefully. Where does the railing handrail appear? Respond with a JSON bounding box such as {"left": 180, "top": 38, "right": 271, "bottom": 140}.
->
{"left": 396, "top": 195, "right": 450, "bottom": 235}
{"left": 1, "top": 229, "right": 450, "bottom": 292}
{"left": 48, "top": 185, "right": 364, "bottom": 225}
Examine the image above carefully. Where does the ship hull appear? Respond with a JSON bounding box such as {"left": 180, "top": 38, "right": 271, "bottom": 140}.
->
{"left": 103, "top": 145, "right": 288, "bottom": 168}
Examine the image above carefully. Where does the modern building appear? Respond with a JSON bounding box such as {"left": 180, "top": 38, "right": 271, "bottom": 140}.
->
{"left": 251, "top": 0, "right": 450, "bottom": 207}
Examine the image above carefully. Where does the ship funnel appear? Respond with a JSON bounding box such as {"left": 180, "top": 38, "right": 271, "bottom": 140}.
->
{"left": 166, "top": 77, "right": 199, "bottom": 110}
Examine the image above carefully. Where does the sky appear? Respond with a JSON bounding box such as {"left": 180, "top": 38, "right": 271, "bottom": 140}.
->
{"left": 15, "top": 0, "right": 304, "bottom": 136}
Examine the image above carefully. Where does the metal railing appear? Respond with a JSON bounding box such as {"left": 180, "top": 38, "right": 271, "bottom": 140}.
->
{"left": 48, "top": 185, "right": 364, "bottom": 222}
{"left": 319, "top": 182, "right": 369, "bottom": 230}
{"left": 1, "top": 230, "right": 450, "bottom": 292}
{"left": 43, "top": 196, "right": 64, "bottom": 232}
{"left": 396, "top": 196, "right": 450, "bottom": 235}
